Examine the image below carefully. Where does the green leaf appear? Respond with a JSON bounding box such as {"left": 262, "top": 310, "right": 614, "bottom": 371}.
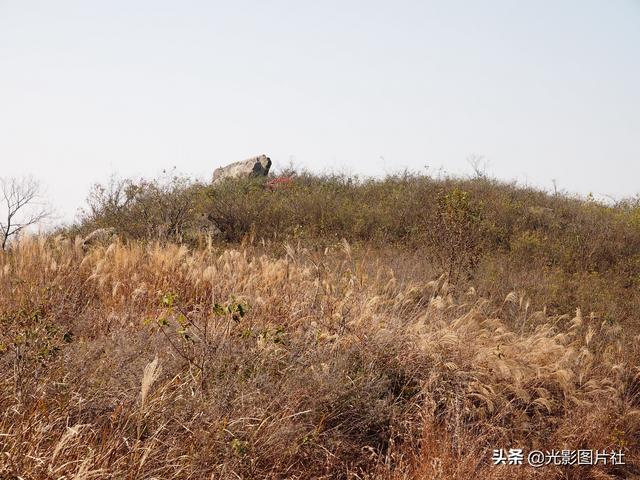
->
{"left": 213, "top": 303, "right": 225, "bottom": 316}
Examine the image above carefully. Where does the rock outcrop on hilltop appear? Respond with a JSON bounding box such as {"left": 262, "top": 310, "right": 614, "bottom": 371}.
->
{"left": 212, "top": 154, "right": 272, "bottom": 185}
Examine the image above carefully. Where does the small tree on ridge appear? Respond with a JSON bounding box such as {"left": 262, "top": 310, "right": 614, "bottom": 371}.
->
{"left": 1, "top": 176, "right": 50, "bottom": 249}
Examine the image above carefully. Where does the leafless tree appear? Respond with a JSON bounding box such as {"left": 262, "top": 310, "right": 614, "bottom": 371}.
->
{"left": 467, "top": 153, "right": 489, "bottom": 179}
{"left": 1, "top": 177, "right": 51, "bottom": 250}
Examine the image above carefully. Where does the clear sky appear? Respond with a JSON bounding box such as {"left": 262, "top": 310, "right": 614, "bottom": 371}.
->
{"left": 1, "top": 1, "right": 639, "bottom": 222}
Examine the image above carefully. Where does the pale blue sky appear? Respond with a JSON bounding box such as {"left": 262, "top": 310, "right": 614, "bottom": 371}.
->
{"left": 0, "top": 1, "right": 639, "bottom": 221}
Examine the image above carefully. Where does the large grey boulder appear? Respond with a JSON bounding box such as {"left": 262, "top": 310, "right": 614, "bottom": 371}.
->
{"left": 212, "top": 154, "right": 272, "bottom": 185}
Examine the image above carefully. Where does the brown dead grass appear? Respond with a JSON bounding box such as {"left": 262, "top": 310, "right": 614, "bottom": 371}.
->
{"left": 0, "top": 237, "right": 638, "bottom": 479}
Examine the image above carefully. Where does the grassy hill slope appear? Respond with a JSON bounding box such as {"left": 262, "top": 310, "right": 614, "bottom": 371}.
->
{"left": 1, "top": 172, "right": 639, "bottom": 478}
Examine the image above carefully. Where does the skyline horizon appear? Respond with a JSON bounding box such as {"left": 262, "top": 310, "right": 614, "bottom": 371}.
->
{"left": 2, "top": 1, "right": 639, "bottom": 222}
{"left": 13, "top": 153, "right": 636, "bottom": 228}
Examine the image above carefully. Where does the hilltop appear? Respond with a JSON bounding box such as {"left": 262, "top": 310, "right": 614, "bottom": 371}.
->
{"left": 1, "top": 171, "right": 639, "bottom": 478}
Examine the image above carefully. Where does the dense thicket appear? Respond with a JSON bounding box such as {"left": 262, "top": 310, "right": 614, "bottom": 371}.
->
{"left": 73, "top": 171, "right": 640, "bottom": 323}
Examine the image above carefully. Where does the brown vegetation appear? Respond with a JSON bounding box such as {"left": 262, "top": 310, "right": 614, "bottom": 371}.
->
{"left": 2, "top": 172, "right": 639, "bottom": 478}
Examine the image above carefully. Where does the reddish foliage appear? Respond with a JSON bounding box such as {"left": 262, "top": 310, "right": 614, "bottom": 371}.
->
{"left": 265, "top": 176, "right": 294, "bottom": 191}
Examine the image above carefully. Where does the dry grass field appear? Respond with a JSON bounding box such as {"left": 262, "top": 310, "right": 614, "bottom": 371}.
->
{"left": 1, "top": 174, "right": 639, "bottom": 478}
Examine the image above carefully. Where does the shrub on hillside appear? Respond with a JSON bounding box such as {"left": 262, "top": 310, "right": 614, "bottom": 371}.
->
{"left": 76, "top": 171, "right": 209, "bottom": 242}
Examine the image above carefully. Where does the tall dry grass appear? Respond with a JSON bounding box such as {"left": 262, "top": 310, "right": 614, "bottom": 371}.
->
{"left": 0, "top": 237, "right": 638, "bottom": 478}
